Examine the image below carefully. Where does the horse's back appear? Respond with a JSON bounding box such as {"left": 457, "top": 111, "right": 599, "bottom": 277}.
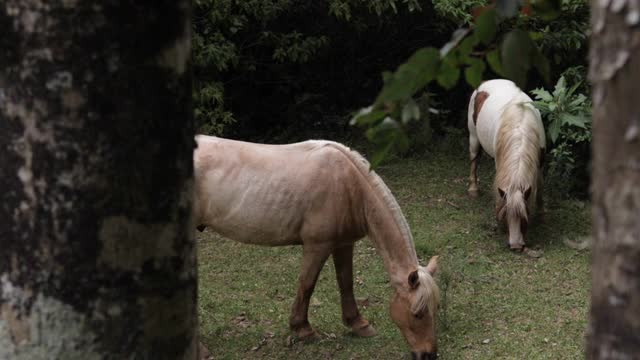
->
{"left": 194, "top": 136, "right": 365, "bottom": 245}
{"left": 468, "top": 80, "right": 538, "bottom": 157}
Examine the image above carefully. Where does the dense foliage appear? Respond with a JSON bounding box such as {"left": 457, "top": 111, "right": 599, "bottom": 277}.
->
{"left": 194, "top": 0, "right": 447, "bottom": 141}
{"left": 195, "top": 0, "right": 591, "bottom": 197}
{"left": 532, "top": 70, "right": 591, "bottom": 197}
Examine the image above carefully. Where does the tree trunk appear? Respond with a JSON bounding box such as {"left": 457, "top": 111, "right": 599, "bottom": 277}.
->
{"left": 588, "top": 0, "right": 640, "bottom": 357}
{"left": 0, "top": 1, "right": 196, "bottom": 359}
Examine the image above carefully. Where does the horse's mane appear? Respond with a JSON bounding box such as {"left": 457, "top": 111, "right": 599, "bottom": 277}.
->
{"left": 413, "top": 267, "right": 440, "bottom": 318}
{"left": 495, "top": 101, "right": 541, "bottom": 219}
{"left": 317, "top": 141, "right": 439, "bottom": 316}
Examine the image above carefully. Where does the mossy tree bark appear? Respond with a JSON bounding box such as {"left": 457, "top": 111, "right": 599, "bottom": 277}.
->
{"left": 588, "top": 0, "right": 640, "bottom": 357}
{"left": 0, "top": 1, "right": 196, "bottom": 359}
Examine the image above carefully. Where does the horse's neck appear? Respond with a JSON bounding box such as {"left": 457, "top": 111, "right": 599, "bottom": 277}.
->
{"left": 363, "top": 193, "right": 418, "bottom": 288}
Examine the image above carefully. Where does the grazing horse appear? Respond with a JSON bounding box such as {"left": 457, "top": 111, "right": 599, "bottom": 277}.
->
{"left": 467, "top": 79, "right": 545, "bottom": 250}
{"left": 194, "top": 135, "right": 440, "bottom": 358}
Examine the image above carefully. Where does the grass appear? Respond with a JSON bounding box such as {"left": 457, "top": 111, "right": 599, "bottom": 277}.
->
{"left": 197, "top": 140, "right": 591, "bottom": 359}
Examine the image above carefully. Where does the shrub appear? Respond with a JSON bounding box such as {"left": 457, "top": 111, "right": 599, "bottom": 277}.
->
{"left": 532, "top": 71, "right": 591, "bottom": 198}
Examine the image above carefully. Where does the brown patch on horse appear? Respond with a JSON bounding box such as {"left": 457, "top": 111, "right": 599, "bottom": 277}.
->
{"left": 473, "top": 91, "right": 489, "bottom": 125}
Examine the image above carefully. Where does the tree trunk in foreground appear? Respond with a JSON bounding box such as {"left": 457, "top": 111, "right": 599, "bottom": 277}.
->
{"left": 0, "top": 1, "right": 196, "bottom": 359}
{"left": 588, "top": 0, "right": 640, "bottom": 357}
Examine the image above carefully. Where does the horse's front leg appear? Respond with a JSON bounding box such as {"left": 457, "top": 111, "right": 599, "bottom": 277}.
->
{"left": 333, "top": 244, "right": 376, "bottom": 337}
{"left": 289, "top": 243, "right": 332, "bottom": 339}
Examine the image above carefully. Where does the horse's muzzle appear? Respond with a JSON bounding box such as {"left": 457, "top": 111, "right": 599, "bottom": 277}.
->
{"left": 411, "top": 351, "right": 438, "bottom": 360}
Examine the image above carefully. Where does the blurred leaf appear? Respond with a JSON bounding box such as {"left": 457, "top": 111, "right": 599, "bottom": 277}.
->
{"left": 496, "top": 0, "right": 524, "bottom": 17}
{"left": 475, "top": 9, "right": 497, "bottom": 45}
{"left": 531, "top": 0, "right": 561, "bottom": 20}
{"left": 382, "top": 71, "right": 393, "bottom": 84}
{"left": 437, "top": 57, "right": 460, "bottom": 89}
{"left": 464, "top": 58, "right": 486, "bottom": 88}
{"left": 486, "top": 49, "right": 505, "bottom": 76}
{"left": 401, "top": 98, "right": 421, "bottom": 125}
{"left": 365, "top": 118, "right": 409, "bottom": 168}
{"left": 501, "top": 29, "right": 533, "bottom": 88}
{"left": 532, "top": 48, "right": 551, "bottom": 84}
{"left": 376, "top": 48, "right": 440, "bottom": 105}
{"left": 440, "top": 28, "right": 471, "bottom": 57}
{"left": 365, "top": 117, "right": 399, "bottom": 143}
{"left": 370, "top": 141, "right": 395, "bottom": 168}
{"left": 457, "top": 36, "right": 476, "bottom": 60}
{"left": 350, "top": 108, "right": 387, "bottom": 126}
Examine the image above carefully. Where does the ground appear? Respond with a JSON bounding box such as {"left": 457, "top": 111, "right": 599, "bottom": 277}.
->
{"left": 198, "top": 140, "right": 591, "bottom": 359}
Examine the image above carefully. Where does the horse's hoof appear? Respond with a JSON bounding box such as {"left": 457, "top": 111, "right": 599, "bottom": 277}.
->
{"left": 353, "top": 324, "right": 377, "bottom": 337}
{"left": 509, "top": 244, "right": 525, "bottom": 252}
{"left": 295, "top": 327, "right": 319, "bottom": 341}
{"left": 467, "top": 189, "right": 479, "bottom": 198}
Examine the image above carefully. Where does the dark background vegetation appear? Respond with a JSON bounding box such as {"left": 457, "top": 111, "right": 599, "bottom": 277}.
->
{"left": 194, "top": 0, "right": 590, "bottom": 197}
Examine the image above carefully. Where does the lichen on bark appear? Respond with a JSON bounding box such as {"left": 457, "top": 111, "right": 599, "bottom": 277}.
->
{"left": 588, "top": 0, "right": 640, "bottom": 357}
{"left": 0, "top": 1, "right": 196, "bottom": 358}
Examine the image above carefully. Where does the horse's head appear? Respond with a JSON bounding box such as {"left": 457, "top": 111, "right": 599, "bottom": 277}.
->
{"left": 497, "top": 186, "right": 531, "bottom": 250}
{"left": 390, "top": 256, "right": 440, "bottom": 359}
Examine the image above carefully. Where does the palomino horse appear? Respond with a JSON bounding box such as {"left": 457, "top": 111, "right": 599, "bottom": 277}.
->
{"left": 467, "top": 79, "right": 545, "bottom": 250}
{"left": 194, "top": 135, "right": 440, "bottom": 358}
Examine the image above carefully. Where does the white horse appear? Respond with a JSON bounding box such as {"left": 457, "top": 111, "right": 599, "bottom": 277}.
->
{"left": 194, "top": 135, "right": 440, "bottom": 358}
{"left": 467, "top": 79, "right": 546, "bottom": 250}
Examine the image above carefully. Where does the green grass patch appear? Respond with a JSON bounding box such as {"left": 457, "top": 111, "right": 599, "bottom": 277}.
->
{"left": 198, "top": 144, "right": 590, "bottom": 359}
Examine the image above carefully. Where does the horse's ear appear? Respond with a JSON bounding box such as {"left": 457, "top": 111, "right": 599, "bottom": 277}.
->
{"left": 426, "top": 256, "right": 439, "bottom": 275}
{"left": 498, "top": 188, "right": 506, "bottom": 198}
{"left": 523, "top": 186, "right": 532, "bottom": 200}
{"left": 408, "top": 270, "right": 420, "bottom": 289}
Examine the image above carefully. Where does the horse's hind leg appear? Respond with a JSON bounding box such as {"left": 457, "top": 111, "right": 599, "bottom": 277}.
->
{"left": 289, "top": 243, "right": 332, "bottom": 339}
{"left": 333, "top": 244, "right": 376, "bottom": 337}
{"left": 537, "top": 171, "right": 546, "bottom": 219}
{"left": 468, "top": 134, "right": 481, "bottom": 198}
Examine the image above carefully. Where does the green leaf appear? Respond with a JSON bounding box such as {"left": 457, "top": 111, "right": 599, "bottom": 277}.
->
{"left": 457, "top": 36, "right": 476, "bottom": 60}
{"left": 475, "top": 9, "right": 497, "bottom": 45}
{"left": 401, "top": 98, "right": 421, "bottom": 125}
{"left": 486, "top": 49, "right": 505, "bottom": 76}
{"left": 531, "top": 88, "right": 553, "bottom": 102}
{"left": 560, "top": 113, "right": 587, "bottom": 128}
{"left": 553, "top": 76, "right": 567, "bottom": 97}
{"left": 464, "top": 58, "right": 486, "bottom": 88}
{"left": 549, "top": 118, "right": 561, "bottom": 143}
{"left": 375, "top": 48, "right": 440, "bottom": 105}
{"left": 437, "top": 57, "right": 460, "bottom": 90}
{"left": 569, "top": 94, "right": 587, "bottom": 107}
{"left": 501, "top": 29, "right": 533, "bottom": 88}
